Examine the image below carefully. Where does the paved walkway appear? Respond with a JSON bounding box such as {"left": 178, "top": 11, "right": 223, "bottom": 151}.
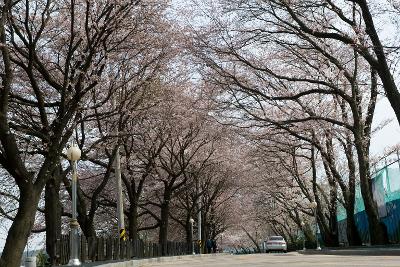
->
{"left": 299, "top": 246, "right": 400, "bottom": 256}
{"left": 137, "top": 253, "right": 400, "bottom": 267}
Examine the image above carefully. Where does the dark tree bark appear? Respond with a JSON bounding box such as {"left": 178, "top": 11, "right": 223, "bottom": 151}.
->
{"left": 354, "top": 139, "right": 386, "bottom": 244}
{"left": 159, "top": 199, "right": 170, "bottom": 255}
{"left": 0, "top": 2, "right": 63, "bottom": 266}
{"left": 352, "top": 67, "right": 386, "bottom": 244}
{"left": 341, "top": 132, "right": 362, "bottom": 246}
{"left": 45, "top": 175, "right": 62, "bottom": 265}
{"left": 354, "top": 0, "right": 400, "bottom": 125}
{"left": 185, "top": 220, "right": 193, "bottom": 253}
{"left": 311, "top": 144, "right": 338, "bottom": 247}
{"left": 242, "top": 227, "right": 262, "bottom": 253}
{"left": 128, "top": 203, "right": 139, "bottom": 241}
{"left": 0, "top": 187, "right": 40, "bottom": 267}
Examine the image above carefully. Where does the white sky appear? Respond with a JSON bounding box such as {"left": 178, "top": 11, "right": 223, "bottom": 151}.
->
{"left": 370, "top": 98, "right": 400, "bottom": 156}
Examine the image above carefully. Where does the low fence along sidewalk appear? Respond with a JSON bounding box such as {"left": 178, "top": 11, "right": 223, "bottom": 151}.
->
{"left": 55, "top": 235, "right": 189, "bottom": 265}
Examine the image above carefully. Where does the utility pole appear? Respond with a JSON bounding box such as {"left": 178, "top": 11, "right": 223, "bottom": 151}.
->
{"left": 197, "top": 177, "right": 202, "bottom": 254}
{"left": 115, "top": 144, "right": 126, "bottom": 240}
{"left": 113, "top": 96, "right": 126, "bottom": 241}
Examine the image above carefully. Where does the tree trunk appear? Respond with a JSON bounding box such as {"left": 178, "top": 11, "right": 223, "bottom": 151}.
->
{"left": 356, "top": 0, "right": 400, "bottom": 126}
{"left": 303, "top": 225, "right": 314, "bottom": 243}
{"left": 242, "top": 227, "right": 261, "bottom": 253}
{"left": 317, "top": 209, "right": 338, "bottom": 247}
{"left": 202, "top": 210, "right": 207, "bottom": 253}
{"left": 359, "top": 179, "right": 386, "bottom": 245}
{"left": 345, "top": 209, "right": 362, "bottom": 246}
{"left": 128, "top": 203, "right": 139, "bottom": 241}
{"left": 345, "top": 187, "right": 362, "bottom": 246}
{"left": 321, "top": 184, "right": 339, "bottom": 247}
{"left": 0, "top": 186, "right": 41, "bottom": 267}
{"left": 355, "top": 141, "right": 387, "bottom": 244}
{"left": 376, "top": 68, "right": 400, "bottom": 126}
{"left": 344, "top": 137, "right": 362, "bottom": 246}
{"left": 45, "top": 178, "right": 62, "bottom": 265}
{"left": 325, "top": 170, "right": 339, "bottom": 247}
{"left": 159, "top": 201, "right": 169, "bottom": 256}
{"left": 185, "top": 221, "right": 192, "bottom": 254}
{"left": 312, "top": 143, "right": 338, "bottom": 246}
{"left": 80, "top": 218, "right": 96, "bottom": 238}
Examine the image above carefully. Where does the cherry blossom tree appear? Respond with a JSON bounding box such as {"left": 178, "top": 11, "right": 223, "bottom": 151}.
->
{"left": 0, "top": 0, "right": 170, "bottom": 265}
{"left": 188, "top": 0, "right": 392, "bottom": 244}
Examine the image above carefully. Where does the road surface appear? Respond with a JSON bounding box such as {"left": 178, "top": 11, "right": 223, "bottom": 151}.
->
{"left": 138, "top": 253, "right": 400, "bottom": 267}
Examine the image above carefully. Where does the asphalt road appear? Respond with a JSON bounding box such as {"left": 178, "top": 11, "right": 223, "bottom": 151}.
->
{"left": 138, "top": 253, "right": 400, "bottom": 267}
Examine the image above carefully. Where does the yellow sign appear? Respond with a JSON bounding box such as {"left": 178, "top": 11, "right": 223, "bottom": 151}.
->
{"left": 119, "top": 229, "right": 127, "bottom": 241}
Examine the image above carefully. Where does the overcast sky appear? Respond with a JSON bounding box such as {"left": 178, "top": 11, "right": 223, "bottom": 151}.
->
{"left": 370, "top": 98, "right": 400, "bottom": 157}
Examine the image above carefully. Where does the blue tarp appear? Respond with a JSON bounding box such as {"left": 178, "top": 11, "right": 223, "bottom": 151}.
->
{"left": 337, "top": 167, "right": 400, "bottom": 244}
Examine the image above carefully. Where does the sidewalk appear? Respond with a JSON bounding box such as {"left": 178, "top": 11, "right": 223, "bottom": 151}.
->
{"left": 76, "top": 253, "right": 228, "bottom": 267}
{"left": 297, "top": 245, "right": 400, "bottom": 256}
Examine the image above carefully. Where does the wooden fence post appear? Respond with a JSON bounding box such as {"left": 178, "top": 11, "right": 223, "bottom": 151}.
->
{"left": 145, "top": 242, "right": 149, "bottom": 258}
{"left": 121, "top": 240, "right": 127, "bottom": 259}
{"left": 98, "top": 237, "right": 104, "bottom": 261}
{"left": 141, "top": 239, "right": 145, "bottom": 258}
{"left": 105, "top": 237, "right": 112, "bottom": 260}
{"left": 132, "top": 239, "right": 137, "bottom": 258}
{"left": 153, "top": 243, "right": 157, "bottom": 257}
{"left": 139, "top": 239, "right": 143, "bottom": 258}
{"left": 87, "top": 236, "right": 97, "bottom": 262}
{"left": 61, "top": 235, "right": 69, "bottom": 265}
{"left": 80, "top": 235, "right": 87, "bottom": 263}
{"left": 127, "top": 240, "right": 133, "bottom": 259}
{"left": 55, "top": 238, "right": 61, "bottom": 265}
{"left": 113, "top": 238, "right": 119, "bottom": 259}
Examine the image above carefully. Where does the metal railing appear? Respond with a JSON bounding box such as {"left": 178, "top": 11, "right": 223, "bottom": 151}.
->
{"left": 54, "top": 235, "right": 190, "bottom": 265}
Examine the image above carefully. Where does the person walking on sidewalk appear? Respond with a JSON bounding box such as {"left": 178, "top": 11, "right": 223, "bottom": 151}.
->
{"left": 212, "top": 239, "right": 217, "bottom": 253}
{"left": 206, "top": 239, "right": 213, "bottom": 254}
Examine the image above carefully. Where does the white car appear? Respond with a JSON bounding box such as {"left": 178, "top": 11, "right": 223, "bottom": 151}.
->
{"left": 265, "top": 236, "right": 287, "bottom": 253}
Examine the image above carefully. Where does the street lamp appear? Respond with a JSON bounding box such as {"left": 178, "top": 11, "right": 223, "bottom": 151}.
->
{"left": 67, "top": 145, "right": 82, "bottom": 266}
{"left": 310, "top": 201, "right": 321, "bottom": 250}
{"left": 189, "top": 218, "right": 195, "bottom": 255}
{"left": 300, "top": 221, "right": 306, "bottom": 251}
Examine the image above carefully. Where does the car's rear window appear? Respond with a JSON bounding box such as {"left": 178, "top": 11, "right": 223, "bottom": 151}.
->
{"left": 269, "top": 236, "right": 284, "bottom": 241}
